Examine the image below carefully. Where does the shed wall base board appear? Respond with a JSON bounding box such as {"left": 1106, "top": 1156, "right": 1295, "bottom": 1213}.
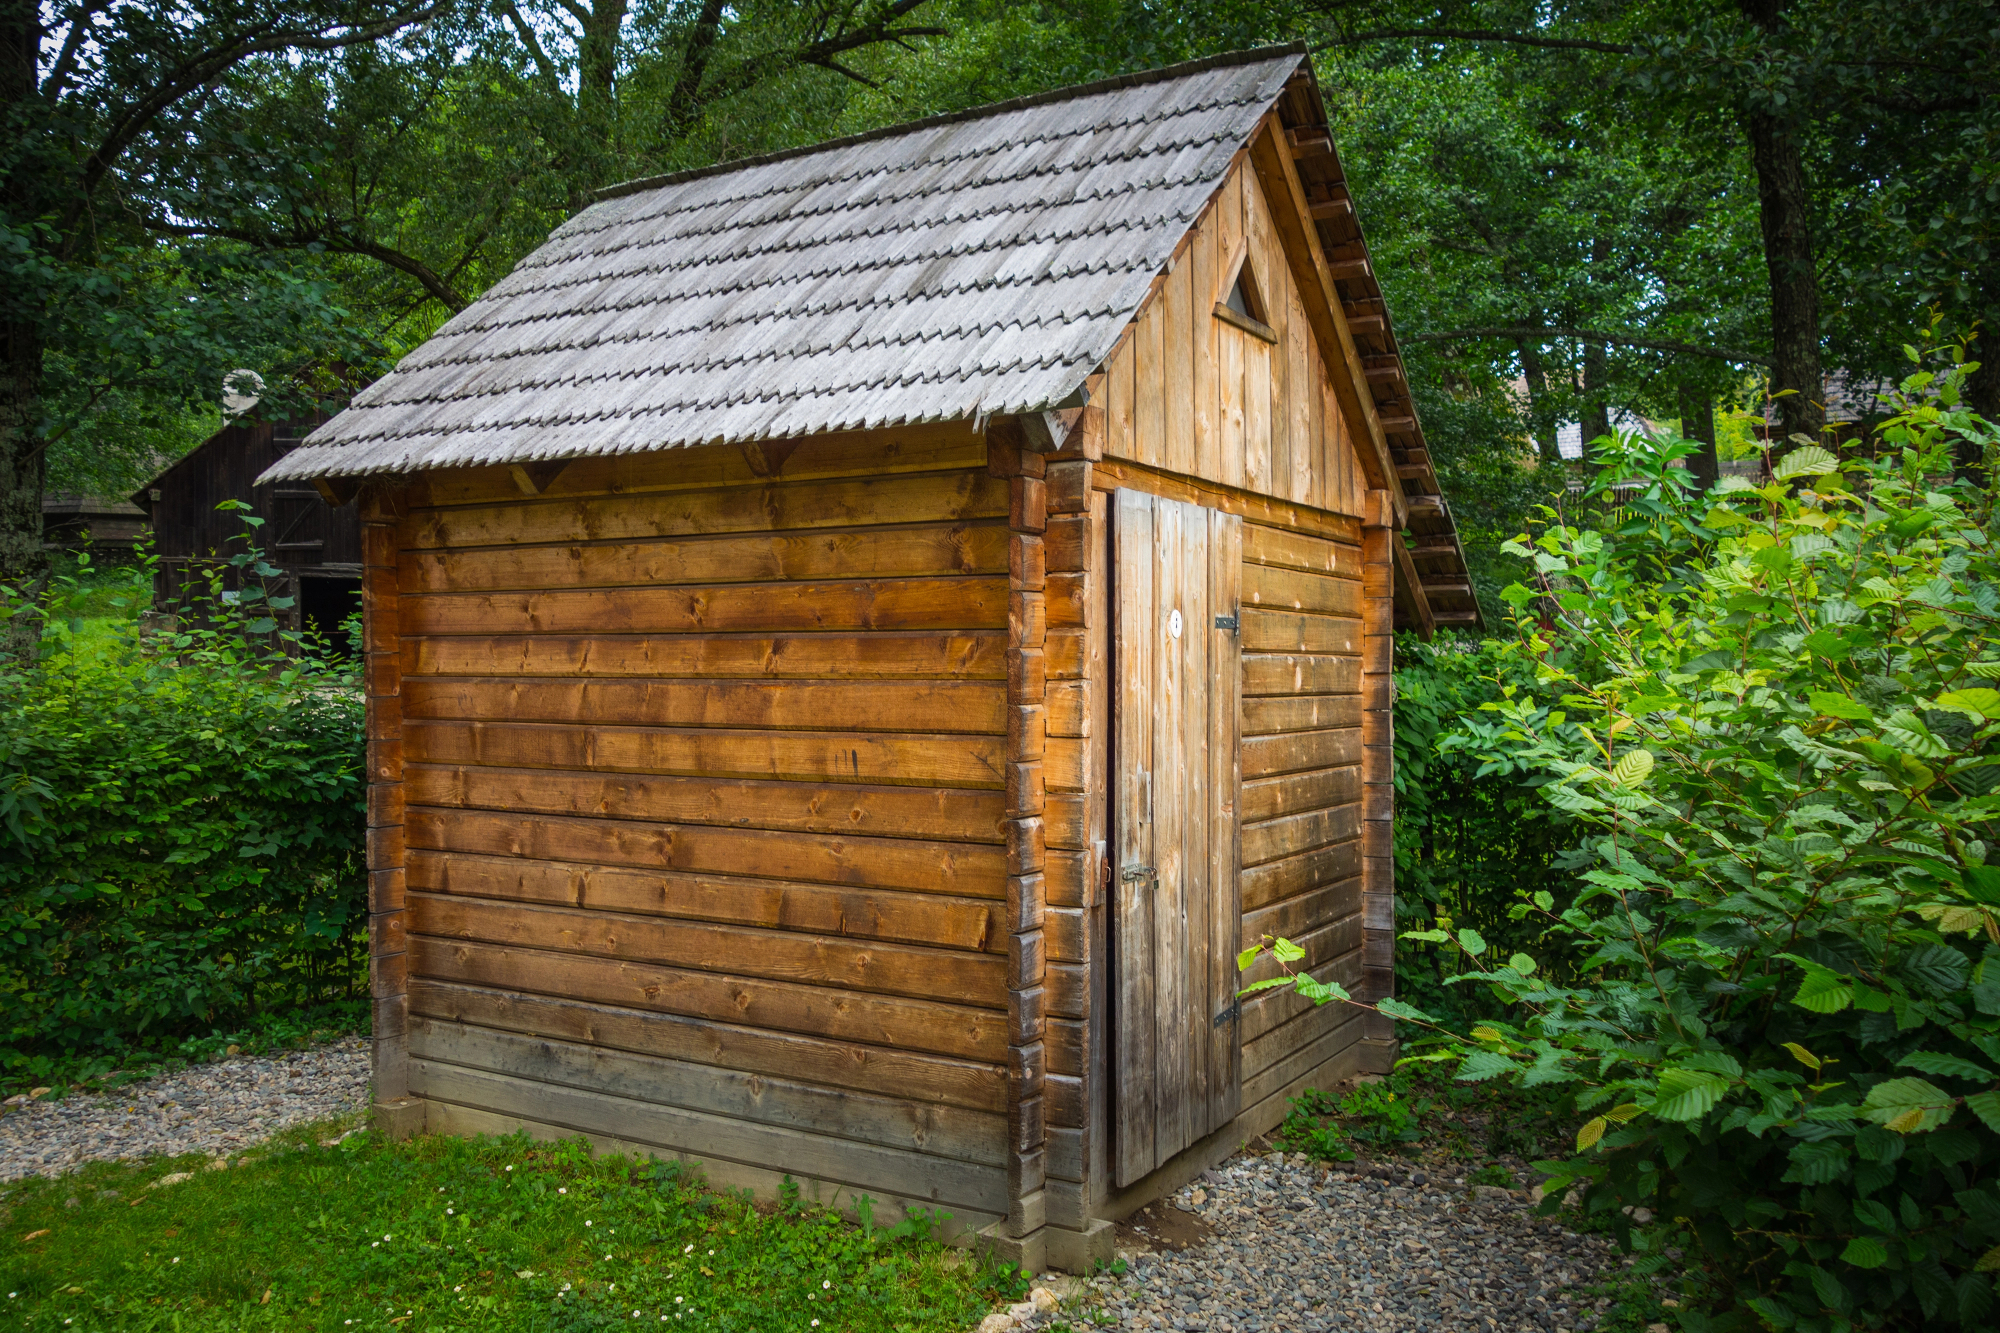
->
{"left": 419, "top": 1099, "right": 1001, "bottom": 1242}
{"left": 1092, "top": 1019, "right": 1364, "bottom": 1223}
{"left": 1357, "top": 1037, "right": 1399, "bottom": 1074}
{"left": 374, "top": 1098, "right": 428, "bottom": 1141}
{"left": 976, "top": 1218, "right": 1115, "bottom": 1274}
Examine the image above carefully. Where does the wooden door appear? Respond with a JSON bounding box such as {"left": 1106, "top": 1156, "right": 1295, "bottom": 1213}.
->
{"left": 1111, "top": 488, "right": 1243, "bottom": 1188}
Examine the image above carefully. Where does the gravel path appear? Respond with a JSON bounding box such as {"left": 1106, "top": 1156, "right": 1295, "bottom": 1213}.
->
{"left": 1044, "top": 1151, "right": 1634, "bottom": 1333}
{"left": 0, "top": 1037, "right": 371, "bottom": 1182}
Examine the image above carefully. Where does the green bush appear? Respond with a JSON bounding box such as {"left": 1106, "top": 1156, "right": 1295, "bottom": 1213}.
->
{"left": 1400, "top": 360, "right": 2000, "bottom": 1331}
{"left": 0, "top": 535, "right": 366, "bottom": 1087}
{"left": 1393, "top": 636, "right": 1579, "bottom": 1017}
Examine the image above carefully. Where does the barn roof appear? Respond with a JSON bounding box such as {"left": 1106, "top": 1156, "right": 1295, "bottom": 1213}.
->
{"left": 261, "top": 48, "right": 1308, "bottom": 482}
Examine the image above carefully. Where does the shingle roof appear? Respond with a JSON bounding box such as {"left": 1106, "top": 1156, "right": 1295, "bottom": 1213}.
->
{"left": 262, "top": 49, "right": 1307, "bottom": 482}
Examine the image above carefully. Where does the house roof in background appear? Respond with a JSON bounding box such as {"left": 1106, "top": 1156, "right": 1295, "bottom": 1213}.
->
{"left": 261, "top": 48, "right": 1307, "bottom": 482}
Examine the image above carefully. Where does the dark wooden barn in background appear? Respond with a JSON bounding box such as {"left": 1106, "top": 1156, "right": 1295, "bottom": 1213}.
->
{"left": 135, "top": 418, "right": 363, "bottom": 641}
{"left": 261, "top": 46, "right": 1478, "bottom": 1272}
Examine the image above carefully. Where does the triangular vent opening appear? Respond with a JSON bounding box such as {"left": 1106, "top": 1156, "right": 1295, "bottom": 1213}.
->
{"left": 1223, "top": 260, "right": 1267, "bottom": 324}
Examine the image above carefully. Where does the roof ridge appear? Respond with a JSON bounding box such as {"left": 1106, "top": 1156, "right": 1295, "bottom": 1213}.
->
{"left": 592, "top": 44, "right": 1307, "bottom": 203}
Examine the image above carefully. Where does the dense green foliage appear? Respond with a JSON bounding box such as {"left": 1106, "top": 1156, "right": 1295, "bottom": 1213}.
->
{"left": 1391, "top": 637, "right": 1578, "bottom": 1018}
{"left": 0, "top": 543, "right": 366, "bottom": 1088}
{"left": 0, "top": 1125, "right": 1009, "bottom": 1332}
{"left": 1380, "top": 362, "right": 2000, "bottom": 1330}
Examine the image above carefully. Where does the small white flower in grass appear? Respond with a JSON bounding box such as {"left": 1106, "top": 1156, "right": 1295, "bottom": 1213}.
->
{"left": 559, "top": 1187, "right": 568, "bottom": 1195}
{"left": 707, "top": 1250, "right": 714, "bottom": 1256}
{"left": 446, "top": 1209, "right": 454, "bottom": 1215}
{"left": 676, "top": 1297, "right": 684, "bottom": 1305}
{"left": 822, "top": 1281, "right": 830, "bottom": 1289}
{"left": 684, "top": 1245, "right": 693, "bottom": 1254}
{"left": 506, "top": 1165, "right": 514, "bottom": 1172}
{"left": 811, "top": 1321, "right": 819, "bottom": 1328}
{"left": 586, "top": 1221, "right": 593, "bottom": 1227}
{"left": 384, "top": 1235, "right": 392, "bottom": 1241}
{"left": 372, "top": 1242, "right": 380, "bottom": 1248}
{"left": 172, "top": 1257, "right": 180, "bottom": 1264}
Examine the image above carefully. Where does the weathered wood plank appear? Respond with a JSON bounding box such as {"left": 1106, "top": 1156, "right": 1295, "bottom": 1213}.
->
{"left": 408, "top": 850, "right": 1007, "bottom": 953}
{"left": 403, "top": 678, "right": 1003, "bottom": 735}
{"left": 408, "top": 980, "right": 1005, "bottom": 1111}
{"left": 402, "top": 524, "right": 1009, "bottom": 594}
{"left": 410, "top": 470, "right": 1008, "bottom": 550}
{"left": 1240, "top": 766, "right": 1361, "bottom": 823}
{"left": 404, "top": 632, "right": 1007, "bottom": 681}
{"left": 410, "top": 937, "right": 1007, "bottom": 1062}
{"left": 410, "top": 1019, "right": 1006, "bottom": 1165}
{"left": 1240, "top": 609, "right": 1360, "bottom": 655}
{"left": 405, "top": 807, "right": 1006, "bottom": 898}
{"left": 406, "top": 720, "right": 1006, "bottom": 789}
{"left": 410, "top": 893, "right": 1006, "bottom": 1006}
{"left": 1240, "top": 839, "right": 1363, "bottom": 913}
{"left": 413, "top": 424, "right": 990, "bottom": 508}
{"left": 1112, "top": 489, "right": 1157, "bottom": 1185}
{"left": 1244, "top": 564, "right": 1363, "bottom": 619}
{"left": 1205, "top": 508, "right": 1245, "bottom": 1135}
{"left": 405, "top": 575, "right": 1006, "bottom": 637}
{"left": 1244, "top": 523, "right": 1360, "bottom": 578}
{"left": 1241, "top": 653, "right": 1362, "bottom": 698}
{"left": 1163, "top": 250, "right": 1195, "bottom": 477}
{"left": 405, "top": 766, "right": 1004, "bottom": 844}
{"left": 1241, "top": 796, "right": 1361, "bottom": 870}
{"left": 409, "top": 1059, "right": 1008, "bottom": 1213}
{"left": 1242, "top": 693, "right": 1363, "bottom": 736}
{"left": 1240, "top": 727, "right": 1362, "bottom": 779}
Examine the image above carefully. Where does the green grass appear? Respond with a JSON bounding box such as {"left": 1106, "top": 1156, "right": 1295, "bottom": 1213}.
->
{"left": 4, "top": 999, "right": 371, "bottom": 1099}
{"left": 0, "top": 1123, "right": 1011, "bottom": 1333}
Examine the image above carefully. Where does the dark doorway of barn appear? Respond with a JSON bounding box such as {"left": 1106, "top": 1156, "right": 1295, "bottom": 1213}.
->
{"left": 298, "top": 575, "right": 362, "bottom": 657}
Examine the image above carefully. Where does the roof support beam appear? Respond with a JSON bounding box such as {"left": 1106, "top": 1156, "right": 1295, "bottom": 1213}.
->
{"left": 1392, "top": 530, "right": 1435, "bottom": 640}
{"left": 312, "top": 476, "right": 362, "bottom": 507}
{"left": 1245, "top": 114, "right": 1406, "bottom": 529}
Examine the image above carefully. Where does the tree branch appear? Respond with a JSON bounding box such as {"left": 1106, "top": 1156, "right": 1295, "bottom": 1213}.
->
{"left": 497, "top": 0, "right": 563, "bottom": 90}
{"left": 1413, "top": 326, "right": 1772, "bottom": 366}
{"left": 147, "top": 219, "right": 470, "bottom": 312}
{"left": 1312, "top": 26, "right": 1635, "bottom": 56}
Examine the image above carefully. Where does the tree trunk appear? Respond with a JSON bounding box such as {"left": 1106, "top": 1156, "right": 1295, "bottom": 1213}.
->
{"left": 577, "top": 0, "right": 631, "bottom": 147}
{"left": 1, "top": 0, "right": 49, "bottom": 657}
{"left": 1678, "top": 385, "right": 1720, "bottom": 490}
{"left": 1516, "top": 339, "right": 1566, "bottom": 471}
{"left": 1582, "top": 339, "right": 1610, "bottom": 451}
{"left": 1736, "top": 0, "right": 1824, "bottom": 444}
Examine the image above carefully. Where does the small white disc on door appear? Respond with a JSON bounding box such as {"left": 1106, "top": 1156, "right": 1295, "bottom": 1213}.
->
{"left": 1168, "top": 608, "right": 1183, "bottom": 639}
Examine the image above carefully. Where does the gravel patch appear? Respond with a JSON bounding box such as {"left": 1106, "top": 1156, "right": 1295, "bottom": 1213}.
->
{"left": 1036, "top": 1152, "right": 1633, "bottom": 1333}
{"left": 0, "top": 1037, "right": 371, "bottom": 1182}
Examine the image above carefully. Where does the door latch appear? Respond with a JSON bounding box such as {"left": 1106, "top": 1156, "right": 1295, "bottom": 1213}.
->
{"left": 1213, "top": 1000, "right": 1241, "bottom": 1028}
{"left": 1120, "top": 864, "right": 1158, "bottom": 891}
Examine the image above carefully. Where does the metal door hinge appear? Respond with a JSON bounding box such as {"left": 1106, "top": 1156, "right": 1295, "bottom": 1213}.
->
{"left": 1213, "top": 612, "right": 1239, "bottom": 632}
{"left": 1213, "top": 1000, "right": 1241, "bottom": 1028}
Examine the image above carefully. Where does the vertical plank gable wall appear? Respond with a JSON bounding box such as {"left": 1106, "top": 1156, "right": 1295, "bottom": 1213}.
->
{"left": 1080, "top": 149, "right": 1373, "bottom": 1207}
{"left": 391, "top": 425, "right": 1012, "bottom": 1232}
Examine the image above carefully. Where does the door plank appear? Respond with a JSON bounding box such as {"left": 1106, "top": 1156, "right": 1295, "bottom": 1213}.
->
{"left": 1112, "top": 489, "right": 1158, "bottom": 1186}
{"left": 1206, "top": 509, "right": 1245, "bottom": 1133}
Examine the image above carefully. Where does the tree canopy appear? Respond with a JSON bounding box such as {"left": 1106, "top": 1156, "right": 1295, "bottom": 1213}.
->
{"left": 5, "top": 0, "right": 1992, "bottom": 603}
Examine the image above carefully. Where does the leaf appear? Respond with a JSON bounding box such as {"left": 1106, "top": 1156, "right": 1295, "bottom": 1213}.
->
{"left": 1980, "top": 1246, "right": 2000, "bottom": 1273}
{"left": 1457, "top": 927, "right": 1488, "bottom": 957}
{"left": 1860, "top": 1077, "right": 1955, "bottom": 1133}
{"left": 1773, "top": 445, "right": 1840, "bottom": 480}
{"left": 1604, "top": 1103, "right": 1643, "bottom": 1123}
{"left": 1576, "top": 1117, "right": 1607, "bottom": 1150}
{"left": 1272, "top": 937, "right": 1306, "bottom": 964}
{"left": 1609, "top": 749, "right": 1655, "bottom": 789}
{"left": 1782, "top": 1042, "right": 1822, "bottom": 1071}
{"left": 1967, "top": 662, "right": 2000, "bottom": 680}
{"left": 1936, "top": 688, "right": 2000, "bottom": 720}
{"left": 1965, "top": 1091, "right": 2000, "bottom": 1134}
{"left": 1792, "top": 967, "right": 1855, "bottom": 1014}
{"left": 1842, "top": 1237, "right": 1889, "bottom": 1269}
{"left": 1897, "top": 1051, "right": 1995, "bottom": 1081}
{"left": 1456, "top": 1051, "right": 1514, "bottom": 1082}
{"left": 1651, "top": 1067, "right": 1732, "bottom": 1121}
{"left": 1810, "top": 691, "right": 1874, "bottom": 721}
{"left": 1374, "top": 997, "right": 1432, "bottom": 1022}
{"left": 1235, "top": 946, "right": 1262, "bottom": 972}
{"left": 1507, "top": 953, "right": 1537, "bottom": 976}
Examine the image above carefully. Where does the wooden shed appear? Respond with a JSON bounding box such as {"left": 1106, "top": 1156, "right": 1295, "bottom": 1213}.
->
{"left": 137, "top": 416, "right": 364, "bottom": 641}
{"left": 259, "top": 46, "right": 1476, "bottom": 1271}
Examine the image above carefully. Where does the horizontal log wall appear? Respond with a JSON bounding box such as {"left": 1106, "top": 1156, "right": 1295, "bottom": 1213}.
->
{"left": 396, "top": 423, "right": 1010, "bottom": 1231}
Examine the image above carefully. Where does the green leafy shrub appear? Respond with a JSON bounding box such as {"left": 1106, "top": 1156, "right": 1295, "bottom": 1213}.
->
{"left": 0, "top": 534, "right": 366, "bottom": 1087}
{"left": 1394, "top": 636, "right": 1580, "bottom": 1017}
{"left": 1278, "top": 1077, "right": 1428, "bottom": 1161}
{"left": 1403, "top": 363, "right": 2000, "bottom": 1330}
